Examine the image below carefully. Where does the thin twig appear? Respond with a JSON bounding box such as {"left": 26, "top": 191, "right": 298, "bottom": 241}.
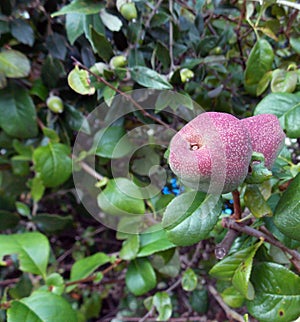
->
{"left": 71, "top": 57, "right": 170, "bottom": 129}
{"left": 232, "top": 189, "right": 241, "bottom": 220}
{"left": 222, "top": 217, "right": 300, "bottom": 272}
{"left": 207, "top": 284, "right": 245, "bottom": 322}
{"left": 215, "top": 229, "right": 240, "bottom": 259}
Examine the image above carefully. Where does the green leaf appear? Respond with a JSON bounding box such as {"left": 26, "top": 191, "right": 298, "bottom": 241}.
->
{"left": 52, "top": 0, "right": 104, "bottom": 17}
{"left": 232, "top": 240, "right": 263, "bottom": 300}
{"left": 151, "top": 249, "right": 180, "bottom": 278}
{"left": 290, "top": 37, "right": 300, "bottom": 54}
{"left": 29, "top": 175, "right": 45, "bottom": 202}
{"left": 162, "top": 192, "right": 222, "bottom": 246}
{"left": 221, "top": 286, "right": 245, "bottom": 308}
{"left": 11, "top": 19, "right": 34, "bottom": 46}
{"left": 189, "top": 289, "right": 209, "bottom": 314}
{"left": 130, "top": 66, "right": 173, "bottom": 90}
{"left": 274, "top": 173, "right": 300, "bottom": 241}
{"left": 46, "top": 33, "right": 67, "bottom": 60}
{"left": 33, "top": 214, "right": 73, "bottom": 234}
{"left": 284, "top": 103, "right": 300, "bottom": 138}
{"left": 209, "top": 243, "right": 262, "bottom": 281}
{"left": 246, "top": 262, "right": 300, "bottom": 322}
{"left": 70, "top": 252, "right": 111, "bottom": 282}
{"left": 126, "top": 258, "right": 157, "bottom": 296}
{"left": 0, "top": 210, "right": 20, "bottom": 230}
{"left": 120, "top": 235, "right": 140, "bottom": 260}
{"left": 33, "top": 143, "right": 72, "bottom": 188}
{"left": 254, "top": 92, "right": 300, "bottom": 138}
{"left": 256, "top": 71, "right": 272, "bottom": 96}
{"left": 271, "top": 69, "right": 297, "bottom": 93}
{"left": 244, "top": 39, "right": 274, "bottom": 95}
{"left": 97, "top": 178, "right": 145, "bottom": 216}
{"left": 0, "top": 232, "right": 49, "bottom": 278}
{"left": 182, "top": 268, "right": 198, "bottom": 292}
{"left": 0, "top": 83, "right": 37, "bottom": 138}
{"left": 137, "top": 226, "right": 176, "bottom": 257}
{"left": 66, "top": 13, "right": 84, "bottom": 45}
{"left": 0, "top": 49, "right": 30, "bottom": 78}
{"left": 244, "top": 185, "right": 273, "bottom": 218}
{"left": 7, "top": 291, "right": 77, "bottom": 322}
{"left": 155, "top": 91, "right": 194, "bottom": 113}
{"left": 99, "top": 9, "right": 122, "bottom": 32}
{"left": 41, "top": 56, "right": 65, "bottom": 89}
{"left": 90, "top": 27, "right": 114, "bottom": 62}
{"left": 93, "top": 125, "right": 132, "bottom": 159}
{"left": 68, "top": 66, "right": 95, "bottom": 95}
{"left": 153, "top": 292, "right": 172, "bottom": 321}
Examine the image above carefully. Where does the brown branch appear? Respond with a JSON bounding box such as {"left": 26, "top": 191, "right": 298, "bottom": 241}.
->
{"left": 222, "top": 217, "right": 300, "bottom": 272}
{"left": 71, "top": 57, "right": 170, "bottom": 129}
{"left": 231, "top": 189, "right": 241, "bottom": 220}
{"left": 215, "top": 229, "right": 240, "bottom": 259}
{"left": 208, "top": 284, "right": 245, "bottom": 322}
{"left": 0, "top": 278, "right": 20, "bottom": 286}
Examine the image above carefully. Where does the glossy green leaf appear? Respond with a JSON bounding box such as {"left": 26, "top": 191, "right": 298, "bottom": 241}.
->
{"left": 209, "top": 242, "right": 262, "bottom": 281}
{"left": 11, "top": 19, "right": 34, "bottom": 46}
{"left": 274, "top": 173, "right": 300, "bottom": 241}
{"left": 0, "top": 232, "right": 49, "bottom": 278}
{"left": 64, "top": 104, "right": 91, "bottom": 134}
{"left": 247, "top": 262, "right": 300, "bottom": 322}
{"left": 0, "top": 210, "right": 20, "bottom": 230}
{"left": 162, "top": 192, "right": 222, "bottom": 246}
{"left": 33, "top": 143, "right": 72, "bottom": 188}
{"left": 66, "top": 13, "right": 84, "bottom": 45}
{"left": 70, "top": 252, "right": 111, "bottom": 281}
{"left": 153, "top": 292, "right": 172, "bottom": 321}
{"left": 244, "top": 39, "right": 274, "bottom": 95}
{"left": 52, "top": 0, "right": 104, "bottom": 17}
{"left": 182, "top": 268, "right": 198, "bottom": 292}
{"left": 138, "top": 226, "right": 175, "bottom": 257}
{"left": 120, "top": 234, "right": 140, "bottom": 260}
{"left": 232, "top": 240, "right": 263, "bottom": 300}
{"left": 29, "top": 175, "right": 45, "bottom": 202}
{"left": 284, "top": 103, "right": 300, "bottom": 138}
{"left": 0, "top": 50, "right": 30, "bottom": 78}
{"left": 155, "top": 91, "right": 194, "bottom": 112}
{"left": 33, "top": 214, "right": 73, "bottom": 234}
{"left": 99, "top": 9, "right": 122, "bottom": 32}
{"left": 221, "top": 286, "right": 245, "bottom": 308}
{"left": 126, "top": 258, "right": 156, "bottom": 296}
{"left": 0, "top": 83, "right": 37, "bottom": 138}
{"left": 7, "top": 291, "right": 77, "bottom": 322}
{"left": 256, "top": 71, "right": 272, "bottom": 96}
{"left": 68, "top": 66, "right": 95, "bottom": 95}
{"left": 97, "top": 178, "right": 145, "bottom": 216}
{"left": 93, "top": 125, "right": 132, "bottom": 159}
{"left": 90, "top": 27, "right": 114, "bottom": 62}
{"left": 130, "top": 66, "right": 173, "bottom": 90}
{"left": 244, "top": 185, "right": 273, "bottom": 218}
{"left": 271, "top": 69, "right": 297, "bottom": 93}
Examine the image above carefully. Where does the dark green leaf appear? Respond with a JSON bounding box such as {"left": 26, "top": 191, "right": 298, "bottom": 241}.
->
{"left": 137, "top": 225, "right": 175, "bottom": 257}
{"left": 247, "top": 262, "right": 300, "bottom": 322}
{"left": 0, "top": 232, "right": 49, "bottom": 278}
{"left": 274, "top": 173, "right": 300, "bottom": 241}
{"left": 64, "top": 104, "right": 91, "bottom": 134}
{"left": 41, "top": 56, "right": 65, "bottom": 89}
{"left": 189, "top": 289, "right": 209, "bottom": 314}
{"left": 284, "top": 103, "right": 300, "bottom": 138}
{"left": 33, "top": 143, "right": 72, "bottom": 188}
{"left": 97, "top": 178, "right": 145, "bottom": 216}
{"left": 52, "top": 0, "right": 104, "bottom": 17}
{"left": 90, "top": 27, "right": 114, "bottom": 62}
{"left": 155, "top": 91, "right": 194, "bottom": 113}
{"left": 126, "top": 258, "right": 156, "bottom": 296}
{"left": 0, "top": 83, "right": 38, "bottom": 138}
{"left": 130, "top": 66, "right": 173, "bottom": 90}
{"left": 46, "top": 33, "right": 67, "bottom": 60}
{"left": 162, "top": 192, "right": 222, "bottom": 246}
{"left": 0, "top": 49, "right": 30, "bottom": 78}
{"left": 33, "top": 214, "right": 73, "bottom": 234}
{"left": 7, "top": 291, "right": 77, "bottom": 322}
{"left": 10, "top": 19, "right": 34, "bottom": 46}
{"left": 0, "top": 210, "right": 20, "bottom": 230}
{"left": 66, "top": 13, "right": 84, "bottom": 45}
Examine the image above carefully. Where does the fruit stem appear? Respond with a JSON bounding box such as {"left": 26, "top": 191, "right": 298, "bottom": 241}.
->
{"left": 231, "top": 189, "right": 241, "bottom": 220}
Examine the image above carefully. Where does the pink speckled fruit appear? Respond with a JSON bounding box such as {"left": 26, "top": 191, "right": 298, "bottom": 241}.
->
{"left": 241, "top": 114, "right": 285, "bottom": 169}
{"left": 169, "top": 112, "right": 252, "bottom": 194}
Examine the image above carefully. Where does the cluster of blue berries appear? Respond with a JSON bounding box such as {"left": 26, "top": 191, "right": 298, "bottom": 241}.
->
{"left": 162, "top": 178, "right": 184, "bottom": 196}
{"left": 222, "top": 199, "right": 233, "bottom": 215}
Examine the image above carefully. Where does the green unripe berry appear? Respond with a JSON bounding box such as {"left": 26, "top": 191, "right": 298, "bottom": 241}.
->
{"left": 180, "top": 68, "right": 194, "bottom": 83}
{"left": 46, "top": 96, "right": 64, "bottom": 114}
{"left": 109, "top": 55, "right": 127, "bottom": 69}
{"left": 120, "top": 2, "right": 137, "bottom": 21}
